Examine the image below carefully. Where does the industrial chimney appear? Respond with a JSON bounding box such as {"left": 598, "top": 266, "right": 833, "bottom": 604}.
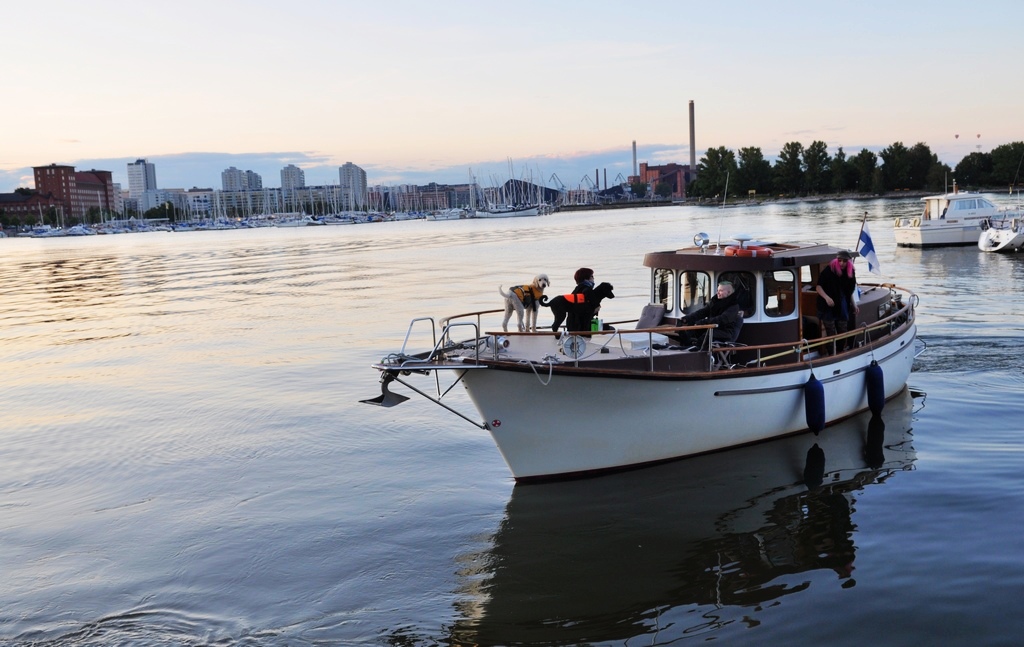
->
{"left": 689, "top": 100, "right": 696, "bottom": 172}
{"left": 632, "top": 140, "right": 637, "bottom": 177}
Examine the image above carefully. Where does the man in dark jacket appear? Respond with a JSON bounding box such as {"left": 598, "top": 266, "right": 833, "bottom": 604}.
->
{"left": 678, "top": 281, "right": 742, "bottom": 347}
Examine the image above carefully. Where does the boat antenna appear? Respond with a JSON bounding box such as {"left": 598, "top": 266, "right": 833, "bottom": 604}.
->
{"left": 1010, "top": 149, "right": 1024, "bottom": 197}
{"left": 716, "top": 171, "right": 729, "bottom": 250}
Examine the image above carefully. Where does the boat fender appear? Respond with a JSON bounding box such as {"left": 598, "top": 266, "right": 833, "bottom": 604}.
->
{"left": 804, "top": 374, "right": 825, "bottom": 435}
{"left": 911, "top": 217, "right": 921, "bottom": 227}
{"left": 724, "top": 244, "right": 773, "bottom": 258}
{"left": 866, "top": 360, "right": 885, "bottom": 415}
{"left": 894, "top": 217, "right": 902, "bottom": 228}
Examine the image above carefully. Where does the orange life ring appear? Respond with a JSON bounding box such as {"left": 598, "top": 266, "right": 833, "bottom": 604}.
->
{"left": 724, "top": 244, "right": 773, "bottom": 258}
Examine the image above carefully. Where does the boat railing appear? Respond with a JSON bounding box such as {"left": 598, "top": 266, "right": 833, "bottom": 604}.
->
{"left": 383, "top": 316, "right": 485, "bottom": 371}
{"left": 413, "top": 288, "right": 915, "bottom": 372}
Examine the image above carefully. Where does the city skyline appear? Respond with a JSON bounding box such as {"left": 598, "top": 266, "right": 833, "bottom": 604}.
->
{"left": 3, "top": 1, "right": 1021, "bottom": 194}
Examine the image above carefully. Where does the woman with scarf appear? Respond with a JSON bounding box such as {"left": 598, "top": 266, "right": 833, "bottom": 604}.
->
{"left": 815, "top": 249, "right": 859, "bottom": 354}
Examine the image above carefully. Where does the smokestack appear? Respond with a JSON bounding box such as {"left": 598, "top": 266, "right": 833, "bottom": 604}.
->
{"left": 604, "top": 168, "right": 607, "bottom": 190}
{"left": 632, "top": 140, "right": 637, "bottom": 177}
{"left": 689, "top": 100, "right": 696, "bottom": 171}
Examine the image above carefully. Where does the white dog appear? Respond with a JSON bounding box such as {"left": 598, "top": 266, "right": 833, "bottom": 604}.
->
{"left": 499, "top": 274, "right": 550, "bottom": 332}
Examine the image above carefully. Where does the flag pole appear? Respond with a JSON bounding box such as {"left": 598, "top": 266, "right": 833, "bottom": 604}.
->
{"left": 856, "top": 211, "right": 867, "bottom": 251}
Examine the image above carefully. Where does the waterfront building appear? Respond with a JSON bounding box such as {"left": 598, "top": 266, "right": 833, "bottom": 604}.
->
{"left": 0, "top": 190, "right": 63, "bottom": 226}
{"left": 281, "top": 165, "right": 305, "bottom": 192}
{"left": 25, "top": 164, "right": 116, "bottom": 222}
{"left": 222, "top": 167, "right": 244, "bottom": 191}
{"left": 32, "top": 164, "right": 79, "bottom": 222}
{"left": 633, "top": 162, "right": 691, "bottom": 199}
{"left": 127, "top": 159, "right": 157, "bottom": 200}
{"left": 339, "top": 162, "right": 367, "bottom": 211}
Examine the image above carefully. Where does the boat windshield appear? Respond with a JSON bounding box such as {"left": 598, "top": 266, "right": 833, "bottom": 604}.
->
{"left": 681, "top": 271, "right": 711, "bottom": 315}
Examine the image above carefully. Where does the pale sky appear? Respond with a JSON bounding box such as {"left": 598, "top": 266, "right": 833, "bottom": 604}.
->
{"left": 2, "top": 0, "right": 1021, "bottom": 192}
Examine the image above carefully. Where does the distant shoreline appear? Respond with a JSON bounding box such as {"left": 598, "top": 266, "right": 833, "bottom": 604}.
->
{"left": 559, "top": 191, "right": 932, "bottom": 212}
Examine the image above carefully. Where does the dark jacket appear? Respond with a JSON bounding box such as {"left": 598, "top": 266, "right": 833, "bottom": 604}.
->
{"left": 816, "top": 265, "right": 857, "bottom": 320}
{"left": 683, "top": 291, "right": 742, "bottom": 342}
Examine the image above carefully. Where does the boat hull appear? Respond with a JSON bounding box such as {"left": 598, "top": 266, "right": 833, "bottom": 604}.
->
{"left": 893, "top": 219, "right": 984, "bottom": 247}
{"left": 460, "top": 324, "right": 917, "bottom": 480}
{"left": 475, "top": 206, "right": 539, "bottom": 218}
{"left": 978, "top": 220, "right": 1024, "bottom": 252}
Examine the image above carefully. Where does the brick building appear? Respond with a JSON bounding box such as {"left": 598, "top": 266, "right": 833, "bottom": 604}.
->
{"left": 32, "top": 163, "right": 116, "bottom": 220}
{"left": 633, "top": 162, "right": 693, "bottom": 199}
{"left": 0, "top": 190, "right": 63, "bottom": 225}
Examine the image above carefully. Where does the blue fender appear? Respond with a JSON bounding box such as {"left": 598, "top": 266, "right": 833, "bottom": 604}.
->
{"left": 866, "top": 360, "right": 885, "bottom": 416}
{"left": 805, "top": 373, "right": 825, "bottom": 434}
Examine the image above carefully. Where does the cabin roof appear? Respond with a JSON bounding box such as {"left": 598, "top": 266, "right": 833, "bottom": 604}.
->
{"left": 644, "top": 241, "right": 844, "bottom": 271}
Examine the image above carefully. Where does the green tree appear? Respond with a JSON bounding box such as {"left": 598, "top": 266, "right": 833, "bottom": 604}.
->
{"left": 802, "top": 140, "right": 830, "bottom": 195}
{"left": 654, "top": 182, "right": 673, "bottom": 198}
{"left": 773, "top": 141, "right": 804, "bottom": 195}
{"left": 879, "top": 141, "right": 911, "bottom": 191}
{"left": 926, "top": 162, "right": 952, "bottom": 191}
{"left": 831, "top": 147, "right": 852, "bottom": 193}
{"left": 851, "top": 149, "right": 877, "bottom": 193}
{"left": 144, "top": 201, "right": 177, "bottom": 222}
{"left": 691, "top": 146, "right": 738, "bottom": 199}
{"left": 629, "top": 182, "right": 649, "bottom": 199}
{"left": 736, "top": 146, "right": 773, "bottom": 196}
{"left": 906, "top": 142, "right": 938, "bottom": 190}
{"left": 989, "top": 141, "right": 1024, "bottom": 188}
{"left": 954, "top": 152, "right": 993, "bottom": 189}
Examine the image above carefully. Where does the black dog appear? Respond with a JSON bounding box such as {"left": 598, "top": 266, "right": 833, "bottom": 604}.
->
{"left": 540, "top": 282, "right": 615, "bottom": 332}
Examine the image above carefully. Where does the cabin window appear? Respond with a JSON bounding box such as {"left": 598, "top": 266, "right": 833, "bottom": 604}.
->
{"left": 718, "top": 271, "right": 756, "bottom": 317}
{"left": 680, "top": 271, "right": 710, "bottom": 314}
{"left": 653, "top": 268, "right": 673, "bottom": 308}
{"left": 763, "top": 269, "right": 798, "bottom": 318}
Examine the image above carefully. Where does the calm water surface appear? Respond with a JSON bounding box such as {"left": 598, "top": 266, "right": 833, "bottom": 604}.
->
{"left": 1, "top": 199, "right": 1023, "bottom": 646}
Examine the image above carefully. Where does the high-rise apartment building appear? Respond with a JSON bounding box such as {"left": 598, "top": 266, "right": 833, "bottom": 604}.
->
{"left": 281, "top": 165, "right": 305, "bottom": 192}
{"left": 127, "top": 159, "right": 157, "bottom": 199}
{"left": 339, "top": 162, "right": 367, "bottom": 210}
{"left": 221, "top": 167, "right": 244, "bottom": 191}
{"left": 245, "top": 170, "right": 263, "bottom": 190}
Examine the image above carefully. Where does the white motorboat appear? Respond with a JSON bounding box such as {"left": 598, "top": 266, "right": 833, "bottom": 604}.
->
{"left": 475, "top": 204, "right": 540, "bottom": 218}
{"left": 978, "top": 213, "right": 1024, "bottom": 252}
{"left": 426, "top": 208, "right": 466, "bottom": 221}
{"left": 274, "top": 215, "right": 323, "bottom": 227}
{"left": 365, "top": 233, "right": 921, "bottom": 481}
{"left": 893, "top": 190, "right": 1006, "bottom": 247}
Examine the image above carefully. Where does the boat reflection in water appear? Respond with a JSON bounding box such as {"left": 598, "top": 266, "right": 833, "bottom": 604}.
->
{"left": 442, "top": 387, "right": 922, "bottom": 645}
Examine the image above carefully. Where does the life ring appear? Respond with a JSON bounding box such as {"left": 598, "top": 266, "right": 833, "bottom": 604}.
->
{"left": 725, "top": 244, "right": 773, "bottom": 258}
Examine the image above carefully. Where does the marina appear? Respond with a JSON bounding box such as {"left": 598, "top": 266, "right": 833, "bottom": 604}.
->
{"left": 2, "top": 199, "right": 1023, "bottom": 645}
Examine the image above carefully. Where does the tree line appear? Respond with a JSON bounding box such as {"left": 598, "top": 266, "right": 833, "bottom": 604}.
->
{"left": 686, "top": 140, "right": 1024, "bottom": 200}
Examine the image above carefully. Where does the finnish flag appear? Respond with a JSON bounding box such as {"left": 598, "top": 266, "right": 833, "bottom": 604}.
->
{"left": 858, "top": 221, "right": 882, "bottom": 275}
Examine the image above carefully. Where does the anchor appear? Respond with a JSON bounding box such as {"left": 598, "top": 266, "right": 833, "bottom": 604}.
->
{"left": 360, "top": 371, "right": 410, "bottom": 407}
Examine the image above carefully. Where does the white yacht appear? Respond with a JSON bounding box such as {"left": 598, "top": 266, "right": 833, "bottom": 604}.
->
{"left": 894, "top": 190, "right": 1005, "bottom": 247}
